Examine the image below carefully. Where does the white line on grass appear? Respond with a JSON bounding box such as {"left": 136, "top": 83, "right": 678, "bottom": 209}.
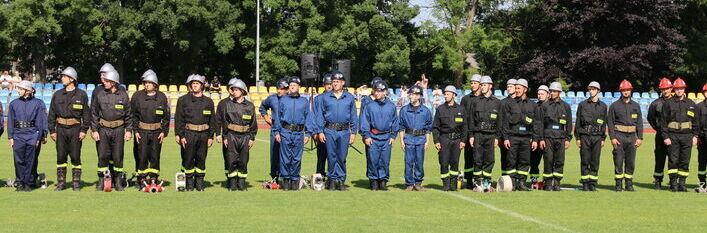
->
{"left": 438, "top": 191, "right": 578, "bottom": 233}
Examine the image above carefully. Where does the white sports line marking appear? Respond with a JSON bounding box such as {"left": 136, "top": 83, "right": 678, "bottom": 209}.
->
{"left": 439, "top": 191, "right": 578, "bottom": 233}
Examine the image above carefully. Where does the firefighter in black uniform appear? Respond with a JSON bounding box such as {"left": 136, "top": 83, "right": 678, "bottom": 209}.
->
{"left": 660, "top": 78, "right": 699, "bottom": 192}
{"left": 130, "top": 70, "right": 169, "bottom": 189}
{"left": 647, "top": 78, "right": 673, "bottom": 189}
{"left": 574, "top": 81, "right": 607, "bottom": 191}
{"left": 175, "top": 74, "right": 216, "bottom": 191}
{"left": 48, "top": 67, "right": 90, "bottom": 191}
{"left": 91, "top": 71, "right": 133, "bottom": 191}
{"left": 432, "top": 85, "right": 467, "bottom": 191}
{"left": 501, "top": 79, "right": 542, "bottom": 191}
{"left": 607, "top": 79, "right": 643, "bottom": 192}
{"left": 500, "top": 79, "right": 517, "bottom": 177}
{"left": 216, "top": 78, "right": 258, "bottom": 191}
{"left": 697, "top": 83, "right": 707, "bottom": 190}
{"left": 539, "top": 82, "right": 572, "bottom": 191}
{"left": 461, "top": 74, "right": 480, "bottom": 187}
{"left": 530, "top": 85, "right": 549, "bottom": 185}
{"left": 468, "top": 76, "right": 500, "bottom": 187}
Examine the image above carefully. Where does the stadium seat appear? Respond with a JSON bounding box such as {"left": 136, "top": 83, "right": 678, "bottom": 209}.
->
{"left": 567, "top": 91, "right": 576, "bottom": 98}
{"left": 220, "top": 86, "right": 227, "bottom": 92}
{"left": 632, "top": 92, "right": 640, "bottom": 99}
{"left": 650, "top": 93, "right": 659, "bottom": 99}
{"left": 494, "top": 90, "right": 503, "bottom": 97}
{"left": 43, "top": 83, "right": 53, "bottom": 90}
{"left": 576, "top": 91, "right": 585, "bottom": 98}
{"left": 0, "top": 90, "right": 8, "bottom": 96}
{"left": 560, "top": 92, "right": 566, "bottom": 98}
{"left": 179, "top": 85, "right": 188, "bottom": 92}
{"left": 128, "top": 85, "right": 137, "bottom": 91}
{"left": 42, "top": 90, "right": 53, "bottom": 97}
{"left": 698, "top": 93, "right": 705, "bottom": 99}
{"left": 688, "top": 92, "right": 696, "bottom": 100}
{"left": 34, "top": 83, "right": 43, "bottom": 91}
{"left": 55, "top": 84, "right": 64, "bottom": 90}
{"left": 249, "top": 86, "right": 258, "bottom": 94}
{"left": 613, "top": 92, "right": 621, "bottom": 98}
{"left": 78, "top": 84, "right": 86, "bottom": 90}
{"left": 348, "top": 88, "right": 355, "bottom": 93}
{"left": 120, "top": 84, "right": 126, "bottom": 90}
{"left": 158, "top": 85, "right": 168, "bottom": 92}
{"left": 641, "top": 93, "right": 650, "bottom": 99}
{"left": 169, "top": 85, "right": 178, "bottom": 92}
{"left": 463, "top": 90, "right": 471, "bottom": 95}
{"left": 268, "top": 86, "right": 277, "bottom": 94}
{"left": 138, "top": 84, "right": 144, "bottom": 90}
{"left": 87, "top": 84, "right": 96, "bottom": 91}
{"left": 455, "top": 90, "right": 462, "bottom": 96}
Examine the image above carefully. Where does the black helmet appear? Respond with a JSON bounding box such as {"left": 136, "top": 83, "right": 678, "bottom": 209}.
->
{"left": 371, "top": 77, "right": 383, "bottom": 86}
{"left": 372, "top": 80, "right": 388, "bottom": 91}
{"left": 276, "top": 78, "right": 289, "bottom": 89}
{"left": 322, "top": 73, "right": 333, "bottom": 84}
{"left": 408, "top": 85, "right": 423, "bottom": 95}
{"left": 288, "top": 76, "right": 301, "bottom": 85}
{"left": 332, "top": 71, "right": 345, "bottom": 81}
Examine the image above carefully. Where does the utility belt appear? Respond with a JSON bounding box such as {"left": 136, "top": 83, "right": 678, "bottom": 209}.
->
{"left": 99, "top": 119, "right": 124, "bottom": 128}
{"left": 479, "top": 122, "right": 497, "bottom": 131}
{"left": 282, "top": 122, "right": 305, "bottom": 132}
{"left": 442, "top": 131, "right": 463, "bottom": 140}
{"left": 227, "top": 123, "right": 250, "bottom": 133}
{"left": 404, "top": 129, "right": 427, "bottom": 136}
{"left": 370, "top": 128, "right": 391, "bottom": 135}
{"left": 57, "top": 117, "right": 80, "bottom": 126}
{"left": 582, "top": 125, "right": 602, "bottom": 134}
{"left": 667, "top": 122, "right": 692, "bottom": 130}
{"left": 614, "top": 125, "right": 636, "bottom": 133}
{"left": 138, "top": 122, "right": 162, "bottom": 131}
{"left": 545, "top": 123, "right": 566, "bottom": 131}
{"left": 14, "top": 121, "right": 35, "bottom": 128}
{"left": 510, "top": 124, "right": 533, "bottom": 136}
{"left": 325, "top": 122, "right": 350, "bottom": 131}
{"left": 185, "top": 123, "right": 209, "bottom": 132}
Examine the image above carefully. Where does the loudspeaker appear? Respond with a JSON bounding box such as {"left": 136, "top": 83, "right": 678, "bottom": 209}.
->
{"left": 301, "top": 53, "right": 319, "bottom": 80}
{"left": 333, "top": 59, "right": 351, "bottom": 86}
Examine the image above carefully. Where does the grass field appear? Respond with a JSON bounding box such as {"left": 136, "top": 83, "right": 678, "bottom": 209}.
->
{"left": 0, "top": 131, "right": 705, "bottom": 233}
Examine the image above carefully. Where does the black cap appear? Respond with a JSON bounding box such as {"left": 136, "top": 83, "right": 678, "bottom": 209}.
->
{"left": 288, "top": 76, "right": 301, "bottom": 85}
{"left": 276, "top": 78, "right": 289, "bottom": 89}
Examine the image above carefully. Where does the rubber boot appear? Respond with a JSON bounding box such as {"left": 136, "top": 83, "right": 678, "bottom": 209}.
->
{"left": 517, "top": 176, "right": 529, "bottom": 191}
{"left": 95, "top": 172, "right": 105, "bottom": 191}
{"left": 615, "top": 179, "right": 623, "bottom": 192}
{"left": 114, "top": 172, "right": 125, "bottom": 191}
{"left": 370, "top": 179, "right": 379, "bottom": 191}
{"left": 338, "top": 180, "right": 348, "bottom": 191}
{"left": 72, "top": 168, "right": 82, "bottom": 191}
{"left": 625, "top": 178, "right": 635, "bottom": 192}
{"left": 589, "top": 181, "right": 597, "bottom": 191}
{"left": 542, "top": 177, "right": 553, "bottom": 191}
{"left": 678, "top": 176, "right": 687, "bottom": 192}
{"left": 55, "top": 167, "right": 67, "bottom": 191}
{"left": 441, "top": 177, "right": 450, "bottom": 191}
{"left": 185, "top": 173, "right": 195, "bottom": 191}
{"left": 449, "top": 175, "right": 458, "bottom": 191}
{"left": 465, "top": 178, "right": 474, "bottom": 189}
{"left": 195, "top": 173, "right": 205, "bottom": 191}
{"left": 379, "top": 180, "right": 389, "bottom": 191}
{"left": 327, "top": 179, "right": 336, "bottom": 191}
{"left": 282, "top": 179, "right": 290, "bottom": 191}
{"left": 653, "top": 178, "right": 662, "bottom": 190}
{"left": 291, "top": 179, "right": 299, "bottom": 191}
{"left": 239, "top": 178, "right": 248, "bottom": 191}
{"left": 669, "top": 176, "right": 678, "bottom": 192}
{"left": 227, "top": 177, "right": 237, "bottom": 191}
{"left": 582, "top": 182, "right": 590, "bottom": 191}
{"left": 553, "top": 178, "right": 562, "bottom": 191}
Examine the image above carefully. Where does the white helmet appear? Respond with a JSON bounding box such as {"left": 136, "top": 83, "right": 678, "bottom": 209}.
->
{"left": 186, "top": 74, "right": 206, "bottom": 84}
{"left": 99, "top": 63, "right": 115, "bottom": 73}
{"left": 141, "top": 69, "right": 158, "bottom": 85}
{"left": 103, "top": 71, "right": 120, "bottom": 84}
{"left": 16, "top": 80, "right": 35, "bottom": 92}
{"left": 61, "top": 67, "right": 78, "bottom": 80}
{"left": 228, "top": 78, "right": 248, "bottom": 94}
{"left": 549, "top": 82, "right": 563, "bottom": 92}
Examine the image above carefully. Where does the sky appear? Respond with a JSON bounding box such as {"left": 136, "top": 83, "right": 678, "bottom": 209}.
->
{"left": 410, "top": 0, "right": 436, "bottom": 25}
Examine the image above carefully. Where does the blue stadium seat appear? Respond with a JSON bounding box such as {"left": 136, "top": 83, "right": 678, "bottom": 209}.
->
{"left": 463, "top": 90, "right": 470, "bottom": 95}
{"left": 0, "top": 90, "right": 8, "bottom": 96}
{"left": 426, "top": 89, "right": 432, "bottom": 96}
{"left": 650, "top": 93, "right": 659, "bottom": 99}
{"left": 567, "top": 91, "right": 576, "bottom": 98}
{"left": 120, "top": 84, "right": 126, "bottom": 89}
{"left": 34, "top": 83, "right": 43, "bottom": 91}
{"left": 504, "top": 90, "right": 509, "bottom": 96}
{"left": 641, "top": 93, "right": 650, "bottom": 99}
{"left": 87, "top": 84, "right": 96, "bottom": 91}
{"left": 604, "top": 92, "right": 612, "bottom": 98}
{"left": 576, "top": 91, "right": 585, "bottom": 98}
{"left": 42, "top": 90, "right": 52, "bottom": 97}
{"left": 494, "top": 90, "right": 503, "bottom": 97}
{"left": 11, "top": 90, "right": 18, "bottom": 97}
{"left": 613, "top": 92, "right": 621, "bottom": 98}
{"left": 55, "top": 84, "right": 64, "bottom": 90}
{"left": 455, "top": 90, "right": 462, "bottom": 96}
{"left": 560, "top": 92, "right": 566, "bottom": 98}
{"left": 43, "top": 83, "right": 53, "bottom": 90}
{"left": 395, "top": 88, "right": 401, "bottom": 95}
{"left": 78, "top": 84, "right": 86, "bottom": 90}
{"left": 632, "top": 92, "right": 641, "bottom": 99}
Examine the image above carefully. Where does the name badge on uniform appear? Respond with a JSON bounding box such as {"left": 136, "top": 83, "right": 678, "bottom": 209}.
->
{"left": 203, "top": 110, "right": 212, "bottom": 115}
{"left": 525, "top": 117, "right": 533, "bottom": 124}
{"left": 156, "top": 110, "right": 164, "bottom": 115}
{"left": 115, "top": 104, "right": 124, "bottom": 109}
{"left": 597, "top": 119, "right": 604, "bottom": 124}
{"left": 243, "top": 115, "right": 252, "bottom": 120}
{"left": 72, "top": 104, "right": 83, "bottom": 110}
{"left": 559, "top": 119, "right": 567, "bottom": 125}
{"left": 687, "top": 111, "right": 694, "bottom": 117}
{"left": 519, "top": 126, "right": 527, "bottom": 131}
{"left": 552, "top": 125, "right": 560, "bottom": 130}
{"left": 454, "top": 117, "right": 463, "bottom": 123}
{"left": 490, "top": 113, "right": 497, "bottom": 119}
{"left": 631, "top": 114, "right": 638, "bottom": 119}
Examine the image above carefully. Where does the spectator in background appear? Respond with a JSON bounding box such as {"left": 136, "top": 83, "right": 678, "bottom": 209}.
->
{"left": 398, "top": 85, "right": 408, "bottom": 107}
{"left": 209, "top": 76, "right": 221, "bottom": 93}
{"left": 431, "top": 84, "right": 443, "bottom": 114}
{"left": 11, "top": 72, "right": 22, "bottom": 90}
{"left": 1, "top": 70, "right": 15, "bottom": 91}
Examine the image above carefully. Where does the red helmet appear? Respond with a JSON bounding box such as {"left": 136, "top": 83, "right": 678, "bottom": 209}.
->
{"left": 702, "top": 83, "right": 707, "bottom": 92}
{"left": 619, "top": 79, "right": 633, "bottom": 91}
{"left": 673, "top": 77, "right": 687, "bottom": 88}
{"left": 658, "top": 77, "right": 672, "bottom": 89}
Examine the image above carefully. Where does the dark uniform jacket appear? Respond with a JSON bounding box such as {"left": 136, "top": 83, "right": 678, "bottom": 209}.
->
{"left": 574, "top": 98, "right": 608, "bottom": 140}
{"left": 432, "top": 101, "right": 467, "bottom": 144}
{"left": 215, "top": 97, "right": 258, "bottom": 141}
{"left": 91, "top": 86, "right": 133, "bottom": 131}
{"left": 48, "top": 87, "right": 90, "bottom": 134}
{"left": 174, "top": 93, "right": 216, "bottom": 138}
{"left": 130, "top": 89, "right": 170, "bottom": 135}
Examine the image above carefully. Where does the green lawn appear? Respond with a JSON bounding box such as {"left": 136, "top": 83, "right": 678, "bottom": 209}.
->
{"left": 0, "top": 131, "right": 705, "bottom": 233}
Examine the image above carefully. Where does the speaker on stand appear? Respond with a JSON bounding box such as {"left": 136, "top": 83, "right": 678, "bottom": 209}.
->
{"left": 332, "top": 59, "right": 351, "bottom": 87}
{"left": 301, "top": 53, "right": 319, "bottom": 151}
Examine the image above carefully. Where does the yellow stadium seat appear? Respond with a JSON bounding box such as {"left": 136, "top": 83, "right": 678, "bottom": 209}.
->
{"left": 258, "top": 86, "right": 267, "bottom": 93}
{"left": 688, "top": 93, "right": 697, "bottom": 100}
{"left": 138, "top": 85, "right": 144, "bottom": 90}
{"left": 249, "top": 86, "right": 258, "bottom": 93}
{"left": 698, "top": 93, "right": 705, "bottom": 99}
{"left": 128, "top": 84, "right": 137, "bottom": 91}
{"left": 318, "top": 87, "right": 325, "bottom": 93}
{"left": 268, "top": 87, "right": 277, "bottom": 94}
{"left": 347, "top": 88, "right": 355, "bottom": 93}
{"left": 169, "top": 85, "right": 178, "bottom": 92}
{"left": 254, "top": 100, "right": 262, "bottom": 108}
{"left": 179, "top": 85, "right": 188, "bottom": 92}
{"left": 170, "top": 107, "right": 176, "bottom": 113}
{"left": 220, "top": 86, "right": 227, "bottom": 92}
{"left": 159, "top": 85, "right": 168, "bottom": 92}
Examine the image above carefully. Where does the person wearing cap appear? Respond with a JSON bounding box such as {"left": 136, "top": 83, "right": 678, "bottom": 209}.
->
{"left": 130, "top": 70, "right": 169, "bottom": 190}
{"left": 175, "top": 74, "right": 216, "bottom": 191}
{"left": 467, "top": 76, "right": 501, "bottom": 189}
{"left": 272, "top": 76, "right": 313, "bottom": 191}
{"left": 215, "top": 78, "right": 257, "bottom": 191}
{"left": 574, "top": 81, "right": 607, "bottom": 191}
{"left": 538, "top": 82, "right": 572, "bottom": 191}
{"left": 360, "top": 77, "right": 383, "bottom": 184}
{"left": 607, "top": 79, "right": 643, "bottom": 192}
{"left": 260, "top": 78, "right": 289, "bottom": 181}
{"left": 433, "top": 85, "right": 467, "bottom": 191}
{"left": 501, "top": 78, "right": 542, "bottom": 191}
{"left": 8, "top": 81, "right": 47, "bottom": 191}
{"left": 48, "top": 67, "right": 90, "bottom": 191}
{"left": 696, "top": 83, "right": 707, "bottom": 190}
{"left": 529, "top": 85, "right": 549, "bottom": 185}
{"left": 311, "top": 72, "right": 334, "bottom": 179}
{"left": 647, "top": 77, "right": 673, "bottom": 189}
{"left": 499, "top": 79, "right": 517, "bottom": 177}
{"left": 660, "top": 78, "right": 698, "bottom": 192}
{"left": 460, "top": 74, "right": 481, "bottom": 187}
{"left": 360, "top": 80, "right": 399, "bottom": 191}
{"left": 398, "top": 85, "right": 432, "bottom": 191}
{"left": 91, "top": 70, "right": 133, "bottom": 191}
{"left": 312, "top": 71, "right": 358, "bottom": 190}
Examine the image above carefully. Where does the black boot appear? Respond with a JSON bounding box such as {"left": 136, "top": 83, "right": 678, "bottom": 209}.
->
{"left": 370, "top": 179, "right": 379, "bottom": 191}
{"left": 55, "top": 167, "right": 67, "bottom": 191}
{"left": 542, "top": 177, "right": 553, "bottom": 191}
{"left": 669, "top": 176, "right": 678, "bottom": 192}
{"left": 615, "top": 179, "right": 623, "bottom": 192}
{"left": 185, "top": 173, "right": 195, "bottom": 191}
{"left": 589, "top": 181, "right": 597, "bottom": 191}
{"left": 653, "top": 178, "right": 662, "bottom": 190}
{"left": 625, "top": 179, "right": 635, "bottom": 192}
{"left": 553, "top": 178, "right": 561, "bottom": 191}
{"left": 72, "top": 168, "right": 82, "bottom": 191}
{"left": 338, "top": 180, "right": 348, "bottom": 191}
{"left": 582, "top": 182, "right": 590, "bottom": 191}
{"left": 379, "top": 180, "right": 389, "bottom": 191}
{"left": 114, "top": 172, "right": 125, "bottom": 191}
{"left": 227, "top": 177, "right": 237, "bottom": 191}
{"left": 465, "top": 178, "right": 474, "bottom": 189}
{"left": 442, "top": 177, "right": 450, "bottom": 191}
{"left": 517, "top": 176, "right": 529, "bottom": 191}
{"left": 678, "top": 176, "right": 687, "bottom": 192}
{"left": 327, "top": 179, "right": 336, "bottom": 191}
{"left": 282, "top": 179, "right": 291, "bottom": 191}
{"left": 195, "top": 174, "right": 205, "bottom": 191}
{"left": 15, "top": 182, "right": 24, "bottom": 192}
{"left": 449, "top": 175, "right": 458, "bottom": 191}
{"left": 137, "top": 175, "right": 147, "bottom": 191}
{"left": 239, "top": 178, "right": 248, "bottom": 191}
{"left": 95, "top": 172, "right": 105, "bottom": 191}
{"left": 291, "top": 179, "right": 299, "bottom": 191}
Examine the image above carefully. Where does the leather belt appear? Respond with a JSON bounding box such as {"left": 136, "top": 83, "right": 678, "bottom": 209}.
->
{"left": 57, "top": 117, "right": 80, "bottom": 126}
{"left": 15, "top": 121, "right": 35, "bottom": 128}
{"left": 444, "top": 132, "right": 463, "bottom": 140}
{"left": 480, "top": 122, "right": 496, "bottom": 131}
{"left": 185, "top": 123, "right": 209, "bottom": 131}
{"left": 282, "top": 122, "right": 305, "bottom": 132}
{"left": 615, "top": 125, "right": 636, "bottom": 133}
{"left": 325, "top": 122, "right": 350, "bottom": 131}
{"left": 227, "top": 124, "right": 250, "bottom": 133}
{"left": 138, "top": 122, "right": 162, "bottom": 131}
{"left": 668, "top": 122, "right": 692, "bottom": 130}
{"left": 371, "top": 129, "right": 391, "bottom": 135}
{"left": 583, "top": 125, "right": 601, "bottom": 134}
{"left": 99, "top": 119, "right": 124, "bottom": 128}
{"left": 404, "top": 129, "right": 427, "bottom": 136}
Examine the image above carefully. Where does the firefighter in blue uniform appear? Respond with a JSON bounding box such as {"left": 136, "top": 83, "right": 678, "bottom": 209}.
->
{"left": 360, "top": 80, "right": 399, "bottom": 191}
{"left": 260, "top": 78, "right": 289, "bottom": 181}
{"left": 8, "top": 81, "right": 48, "bottom": 191}
{"left": 359, "top": 77, "right": 382, "bottom": 185}
{"left": 273, "top": 76, "right": 312, "bottom": 191}
{"left": 313, "top": 71, "right": 358, "bottom": 190}
{"left": 312, "top": 73, "right": 334, "bottom": 179}
{"left": 398, "top": 85, "right": 432, "bottom": 191}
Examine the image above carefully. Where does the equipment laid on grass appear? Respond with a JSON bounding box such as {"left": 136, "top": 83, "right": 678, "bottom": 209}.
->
{"left": 311, "top": 173, "right": 324, "bottom": 191}
{"left": 496, "top": 175, "right": 513, "bottom": 192}
{"left": 457, "top": 172, "right": 464, "bottom": 190}
{"left": 695, "top": 183, "right": 706, "bottom": 193}
{"left": 531, "top": 181, "right": 544, "bottom": 190}
{"left": 262, "top": 178, "right": 280, "bottom": 190}
{"left": 4, "top": 178, "right": 15, "bottom": 188}
{"left": 142, "top": 179, "right": 165, "bottom": 193}
{"left": 102, "top": 170, "right": 112, "bottom": 192}
{"left": 298, "top": 175, "right": 309, "bottom": 190}
{"left": 175, "top": 172, "right": 186, "bottom": 191}
{"left": 38, "top": 173, "right": 47, "bottom": 189}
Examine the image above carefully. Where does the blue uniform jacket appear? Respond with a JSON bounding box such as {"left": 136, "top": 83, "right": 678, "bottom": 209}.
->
{"left": 272, "top": 93, "right": 312, "bottom": 136}
{"left": 8, "top": 96, "right": 48, "bottom": 141}
{"left": 312, "top": 91, "right": 358, "bottom": 134}
{"left": 399, "top": 104, "right": 432, "bottom": 145}
{"left": 360, "top": 98, "right": 399, "bottom": 141}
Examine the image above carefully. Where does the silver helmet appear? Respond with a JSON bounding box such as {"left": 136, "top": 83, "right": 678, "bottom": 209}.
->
{"left": 186, "top": 74, "right": 206, "bottom": 84}
{"left": 516, "top": 79, "right": 529, "bottom": 88}
{"left": 549, "top": 82, "right": 563, "bottom": 92}
{"left": 480, "top": 76, "right": 493, "bottom": 84}
{"left": 229, "top": 78, "right": 248, "bottom": 94}
{"left": 61, "top": 67, "right": 78, "bottom": 80}
{"left": 103, "top": 71, "right": 120, "bottom": 84}
{"left": 588, "top": 81, "right": 601, "bottom": 90}
{"left": 99, "top": 63, "right": 115, "bottom": 73}
{"left": 142, "top": 69, "right": 158, "bottom": 85}
{"left": 16, "top": 80, "right": 35, "bottom": 92}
